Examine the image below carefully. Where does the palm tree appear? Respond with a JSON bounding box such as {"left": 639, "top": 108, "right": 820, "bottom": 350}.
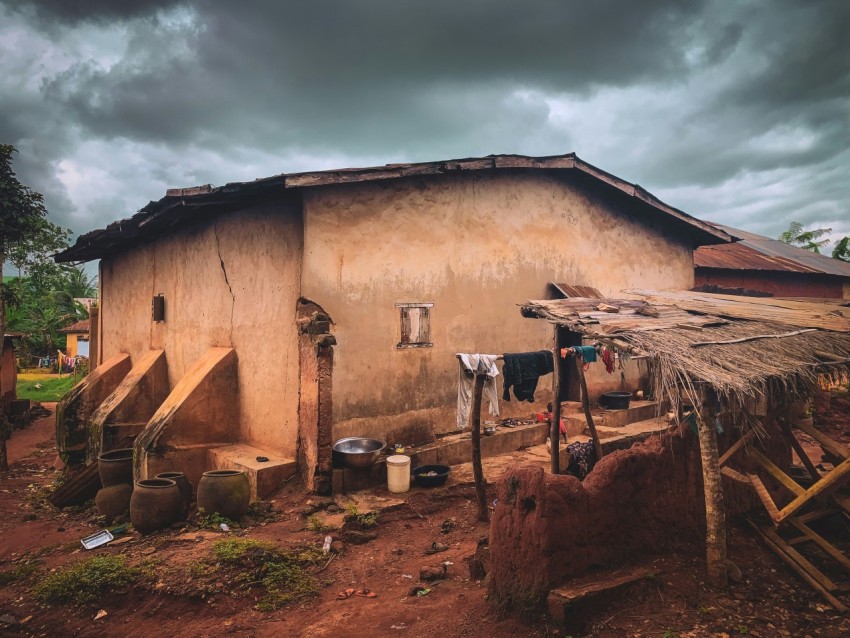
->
{"left": 50, "top": 266, "right": 97, "bottom": 319}
{"left": 778, "top": 221, "right": 832, "bottom": 253}
{"left": 833, "top": 237, "right": 850, "bottom": 263}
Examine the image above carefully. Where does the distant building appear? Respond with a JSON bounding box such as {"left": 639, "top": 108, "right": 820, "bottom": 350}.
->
{"left": 695, "top": 223, "right": 850, "bottom": 299}
{"left": 60, "top": 319, "right": 91, "bottom": 358}
{"left": 1, "top": 334, "right": 20, "bottom": 411}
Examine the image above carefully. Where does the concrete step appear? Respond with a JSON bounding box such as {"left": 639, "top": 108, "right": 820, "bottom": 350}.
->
{"left": 411, "top": 421, "right": 548, "bottom": 468}
{"left": 208, "top": 444, "right": 296, "bottom": 500}
{"left": 332, "top": 422, "right": 548, "bottom": 494}
{"left": 548, "top": 566, "right": 657, "bottom": 635}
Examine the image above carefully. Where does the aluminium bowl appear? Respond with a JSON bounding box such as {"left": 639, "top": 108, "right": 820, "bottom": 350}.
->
{"left": 332, "top": 437, "right": 387, "bottom": 469}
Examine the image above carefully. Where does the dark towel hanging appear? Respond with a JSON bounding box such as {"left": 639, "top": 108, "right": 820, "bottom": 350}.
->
{"left": 502, "top": 350, "right": 554, "bottom": 402}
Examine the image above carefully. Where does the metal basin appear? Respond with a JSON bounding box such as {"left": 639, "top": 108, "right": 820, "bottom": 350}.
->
{"left": 332, "top": 437, "right": 386, "bottom": 469}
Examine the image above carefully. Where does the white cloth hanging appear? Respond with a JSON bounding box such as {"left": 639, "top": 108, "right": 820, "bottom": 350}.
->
{"left": 456, "top": 353, "right": 501, "bottom": 430}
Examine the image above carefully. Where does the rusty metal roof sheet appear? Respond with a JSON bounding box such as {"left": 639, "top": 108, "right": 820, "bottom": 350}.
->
{"left": 55, "top": 153, "right": 731, "bottom": 262}
{"left": 695, "top": 223, "right": 850, "bottom": 278}
{"left": 550, "top": 283, "right": 604, "bottom": 298}
{"left": 59, "top": 319, "right": 90, "bottom": 334}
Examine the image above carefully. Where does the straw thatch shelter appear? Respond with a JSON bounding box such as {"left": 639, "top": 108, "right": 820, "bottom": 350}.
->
{"left": 520, "top": 290, "right": 850, "bottom": 415}
{"left": 515, "top": 290, "right": 850, "bottom": 590}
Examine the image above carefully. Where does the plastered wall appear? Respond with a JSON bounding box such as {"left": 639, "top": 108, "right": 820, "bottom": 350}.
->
{"left": 301, "top": 170, "right": 695, "bottom": 440}
{"left": 100, "top": 200, "right": 303, "bottom": 455}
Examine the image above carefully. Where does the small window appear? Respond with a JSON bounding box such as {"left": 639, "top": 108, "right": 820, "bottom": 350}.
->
{"left": 396, "top": 303, "right": 432, "bottom": 348}
{"left": 152, "top": 294, "right": 165, "bottom": 322}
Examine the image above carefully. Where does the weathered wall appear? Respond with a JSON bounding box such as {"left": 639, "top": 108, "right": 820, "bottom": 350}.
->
{"left": 301, "top": 170, "right": 694, "bottom": 442}
{"left": 695, "top": 269, "right": 848, "bottom": 299}
{"left": 100, "top": 199, "right": 303, "bottom": 456}
{"left": 488, "top": 423, "right": 787, "bottom": 614}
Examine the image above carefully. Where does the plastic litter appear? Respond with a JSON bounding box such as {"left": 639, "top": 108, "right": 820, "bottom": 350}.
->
{"left": 322, "top": 535, "right": 332, "bottom": 554}
{"left": 220, "top": 523, "right": 230, "bottom": 532}
{"left": 81, "top": 530, "right": 113, "bottom": 550}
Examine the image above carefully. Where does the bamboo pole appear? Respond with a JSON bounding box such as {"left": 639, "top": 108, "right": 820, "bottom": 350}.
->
{"left": 574, "top": 355, "right": 603, "bottom": 461}
{"left": 469, "top": 372, "right": 489, "bottom": 522}
{"left": 551, "top": 329, "right": 561, "bottom": 474}
{"left": 697, "top": 389, "right": 728, "bottom": 588}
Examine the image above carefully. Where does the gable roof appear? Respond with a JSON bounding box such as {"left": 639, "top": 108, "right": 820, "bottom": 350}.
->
{"left": 55, "top": 153, "right": 731, "bottom": 262}
{"left": 695, "top": 223, "right": 850, "bottom": 278}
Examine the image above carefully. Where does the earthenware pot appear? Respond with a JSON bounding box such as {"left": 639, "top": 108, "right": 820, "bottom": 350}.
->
{"left": 95, "top": 484, "right": 132, "bottom": 522}
{"left": 155, "top": 472, "right": 192, "bottom": 519}
{"left": 130, "top": 478, "right": 182, "bottom": 534}
{"left": 196, "top": 470, "right": 250, "bottom": 519}
{"left": 98, "top": 448, "right": 134, "bottom": 488}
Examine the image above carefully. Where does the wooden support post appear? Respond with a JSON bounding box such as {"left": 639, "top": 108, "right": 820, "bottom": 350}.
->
{"left": 551, "top": 329, "right": 561, "bottom": 474}
{"left": 574, "top": 355, "right": 603, "bottom": 462}
{"left": 469, "top": 372, "right": 489, "bottom": 523}
{"left": 781, "top": 420, "right": 821, "bottom": 481}
{"left": 697, "top": 391, "right": 727, "bottom": 588}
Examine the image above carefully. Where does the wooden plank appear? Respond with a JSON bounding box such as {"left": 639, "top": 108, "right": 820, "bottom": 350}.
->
{"left": 781, "top": 419, "right": 821, "bottom": 480}
{"left": 794, "top": 420, "right": 850, "bottom": 460}
{"left": 748, "top": 448, "right": 805, "bottom": 497}
{"left": 789, "top": 518, "right": 850, "bottom": 573}
{"left": 776, "top": 455, "right": 850, "bottom": 523}
{"left": 720, "top": 466, "right": 750, "bottom": 485}
{"left": 748, "top": 473, "right": 782, "bottom": 523}
{"left": 719, "top": 430, "right": 756, "bottom": 467}
{"left": 748, "top": 519, "right": 848, "bottom": 612}
{"left": 762, "top": 527, "right": 838, "bottom": 592}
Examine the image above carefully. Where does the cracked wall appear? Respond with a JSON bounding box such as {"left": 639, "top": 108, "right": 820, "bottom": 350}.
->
{"left": 99, "top": 198, "right": 303, "bottom": 456}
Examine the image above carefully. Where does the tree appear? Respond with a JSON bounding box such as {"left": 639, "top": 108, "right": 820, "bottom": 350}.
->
{"left": 778, "top": 221, "right": 832, "bottom": 253}
{"left": 833, "top": 236, "right": 850, "bottom": 263}
{"left": 0, "top": 144, "right": 71, "bottom": 471}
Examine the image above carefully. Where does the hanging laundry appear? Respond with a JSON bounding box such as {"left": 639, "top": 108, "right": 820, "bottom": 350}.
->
{"left": 565, "top": 441, "right": 597, "bottom": 480}
{"left": 571, "top": 345, "right": 598, "bottom": 363}
{"left": 602, "top": 347, "right": 615, "bottom": 374}
{"left": 456, "top": 354, "right": 501, "bottom": 430}
{"left": 502, "top": 350, "right": 553, "bottom": 403}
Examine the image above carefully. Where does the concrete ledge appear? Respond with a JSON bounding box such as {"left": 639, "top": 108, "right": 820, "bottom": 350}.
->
{"left": 208, "top": 444, "right": 297, "bottom": 500}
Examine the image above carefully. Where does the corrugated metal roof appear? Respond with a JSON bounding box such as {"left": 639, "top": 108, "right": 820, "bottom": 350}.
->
{"left": 551, "top": 283, "right": 603, "bottom": 298}
{"left": 695, "top": 223, "right": 850, "bottom": 278}
{"left": 55, "top": 153, "right": 732, "bottom": 262}
{"left": 60, "top": 319, "right": 90, "bottom": 334}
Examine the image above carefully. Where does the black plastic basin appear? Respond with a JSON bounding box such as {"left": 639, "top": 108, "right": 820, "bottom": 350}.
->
{"left": 601, "top": 391, "right": 632, "bottom": 410}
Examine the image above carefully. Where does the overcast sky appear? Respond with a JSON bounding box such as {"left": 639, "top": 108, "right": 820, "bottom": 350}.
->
{"left": 2, "top": 0, "right": 848, "bottom": 255}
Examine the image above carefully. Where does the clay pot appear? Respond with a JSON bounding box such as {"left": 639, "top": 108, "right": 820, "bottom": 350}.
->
{"left": 155, "top": 472, "right": 192, "bottom": 519}
{"left": 197, "top": 470, "right": 250, "bottom": 519}
{"left": 95, "top": 484, "right": 132, "bottom": 522}
{"left": 130, "top": 478, "right": 183, "bottom": 534}
{"left": 98, "top": 448, "right": 134, "bottom": 488}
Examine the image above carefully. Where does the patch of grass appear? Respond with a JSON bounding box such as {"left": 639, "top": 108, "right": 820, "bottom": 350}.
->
{"left": 32, "top": 555, "right": 137, "bottom": 606}
{"left": 0, "top": 562, "right": 40, "bottom": 586}
{"left": 16, "top": 376, "right": 77, "bottom": 402}
{"left": 207, "top": 538, "right": 323, "bottom": 611}
{"left": 347, "top": 511, "right": 378, "bottom": 529}
{"left": 197, "top": 510, "right": 238, "bottom": 530}
{"left": 306, "top": 514, "right": 337, "bottom": 533}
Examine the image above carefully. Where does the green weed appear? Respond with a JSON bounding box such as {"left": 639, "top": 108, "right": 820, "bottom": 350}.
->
{"left": 16, "top": 376, "right": 77, "bottom": 402}
{"left": 0, "top": 562, "right": 39, "bottom": 586}
{"left": 208, "top": 538, "right": 323, "bottom": 611}
{"left": 32, "top": 555, "right": 137, "bottom": 605}
{"left": 306, "top": 514, "right": 337, "bottom": 533}
{"left": 197, "top": 510, "right": 237, "bottom": 530}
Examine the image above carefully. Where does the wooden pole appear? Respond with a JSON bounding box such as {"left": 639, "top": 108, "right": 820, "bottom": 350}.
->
{"left": 469, "top": 372, "right": 489, "bottom": 522}
{"left": 697, "top": 388, "right": 727, "bottom": 588}
{"left": 551, "top": 329, "right": 561, "bottom": 474}
{"left": 574, "top": 356, "right": 603, "bottom": 461}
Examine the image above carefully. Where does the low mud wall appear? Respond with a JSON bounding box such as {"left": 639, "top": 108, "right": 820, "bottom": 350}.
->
{"left": 488, "top": 425, "right": 788, "bottom": 614}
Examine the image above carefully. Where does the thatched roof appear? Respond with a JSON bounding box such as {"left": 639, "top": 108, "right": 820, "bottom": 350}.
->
{"left": 520, "top": 292, "right": 850, "bottom": 412}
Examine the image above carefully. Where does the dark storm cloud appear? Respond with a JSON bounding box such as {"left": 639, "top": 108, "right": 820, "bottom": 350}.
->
{"left": 16, "top": 0, "right": 183, "bottom": 23}
{"left": 1, "top": 0, "right": 848, "bottom": 247}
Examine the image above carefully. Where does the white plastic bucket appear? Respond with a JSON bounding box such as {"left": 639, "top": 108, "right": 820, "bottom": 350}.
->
{"left": 386, "top": 455, "right": 411, "bottom": 493}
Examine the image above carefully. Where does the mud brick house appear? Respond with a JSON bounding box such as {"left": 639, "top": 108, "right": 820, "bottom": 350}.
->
{"left": 695, "top": 223, "right": 850, "bottom": 299}
{"left": 54, "top": 153, "right": 731, "bottom": 496}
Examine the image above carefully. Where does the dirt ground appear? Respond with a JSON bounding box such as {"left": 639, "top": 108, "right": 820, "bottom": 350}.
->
{"left": 1, "top": 395, "right": 850, "bottom": 637}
